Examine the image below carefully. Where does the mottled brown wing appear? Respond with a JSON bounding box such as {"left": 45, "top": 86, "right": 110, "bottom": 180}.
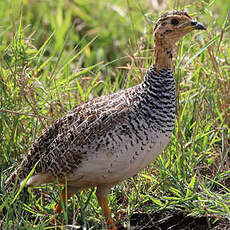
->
{"left": 17, "top": 88, "right": 134, "bottom": 180}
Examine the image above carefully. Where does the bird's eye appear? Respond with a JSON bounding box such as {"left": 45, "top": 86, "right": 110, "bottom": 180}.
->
{"left": 171, "top": 19, "right": 179, "bottom": 25}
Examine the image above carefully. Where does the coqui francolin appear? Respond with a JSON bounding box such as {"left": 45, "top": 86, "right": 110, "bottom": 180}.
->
{"left": 5, "top": 10, "right": 206, "bottom": 230}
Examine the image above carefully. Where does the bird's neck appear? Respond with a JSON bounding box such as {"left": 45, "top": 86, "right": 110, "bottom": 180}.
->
{"left": 154, "top": 41, "right": 174, "bottom": 71}
{"left": 138, "top": 66, "right": 176, "bottom": 132}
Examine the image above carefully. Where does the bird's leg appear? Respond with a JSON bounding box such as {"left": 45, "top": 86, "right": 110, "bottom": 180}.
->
{"left": 55, "top": 186, "right": 74, "bottom": 213}
{"left": 52, "top": 185, "right": 77, "bottom": 226}
{"left": 96, "top": 188, "right": 117, "bottom": 230}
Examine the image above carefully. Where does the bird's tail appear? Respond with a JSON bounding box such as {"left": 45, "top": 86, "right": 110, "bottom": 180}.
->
{"left": 4, "top": 149, "right": 38, "bottom": 192}
{"left": 5, "top": 156, "right": 42, "bottom": 192}
{"left": 4, "top": 167, "right": 21, "bottom": 192}
{"left": 4, "top": 157, "right": 31, "bottom": 192}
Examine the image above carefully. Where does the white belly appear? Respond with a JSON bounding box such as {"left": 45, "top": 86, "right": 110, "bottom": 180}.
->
{"left": 68, "top": 128, "right": 172, "bottom": 187}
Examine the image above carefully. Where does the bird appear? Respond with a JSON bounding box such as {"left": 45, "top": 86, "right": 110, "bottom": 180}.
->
{"left": 5, "top": 10, "right": 206, "bottom": 230}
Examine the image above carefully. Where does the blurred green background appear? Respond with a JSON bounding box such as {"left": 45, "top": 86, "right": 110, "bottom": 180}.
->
{"left": 0, "top": 0, "right": 229, "bottom": 229}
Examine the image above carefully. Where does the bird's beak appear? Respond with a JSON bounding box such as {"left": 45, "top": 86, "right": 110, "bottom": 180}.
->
{"left": 190, "top": 20, "right": 206, "bottom": 30}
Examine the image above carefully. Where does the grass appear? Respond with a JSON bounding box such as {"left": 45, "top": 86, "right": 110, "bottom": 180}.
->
{"left": 0, "top": 0, "right": 230, "bottom": 229}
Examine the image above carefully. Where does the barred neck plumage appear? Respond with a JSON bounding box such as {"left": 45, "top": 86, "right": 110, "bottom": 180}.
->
{"left": 137, "top": 66, "right": 176, "bottom": 132}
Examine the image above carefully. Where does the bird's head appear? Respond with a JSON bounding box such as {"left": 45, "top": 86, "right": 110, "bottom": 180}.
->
{"left": 154, "top": 11, "right": 206, "bottom": 48}
{"left": 153, "top": 11, "right": 206, "bottom": 70}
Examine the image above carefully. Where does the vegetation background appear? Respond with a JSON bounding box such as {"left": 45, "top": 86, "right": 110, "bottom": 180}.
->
{"left": 0, "top": 0, "right": 229, "bottom": 229}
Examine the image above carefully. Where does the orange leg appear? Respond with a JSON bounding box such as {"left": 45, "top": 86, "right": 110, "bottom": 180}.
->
{"left": 96, "top": 189, "right": 117, "bottom": 230}
{"left": 55, "top": 186, "right": 73, "bottom": 213}
{"left": 52, "top": 186, "right": 76, "bottom": 226}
